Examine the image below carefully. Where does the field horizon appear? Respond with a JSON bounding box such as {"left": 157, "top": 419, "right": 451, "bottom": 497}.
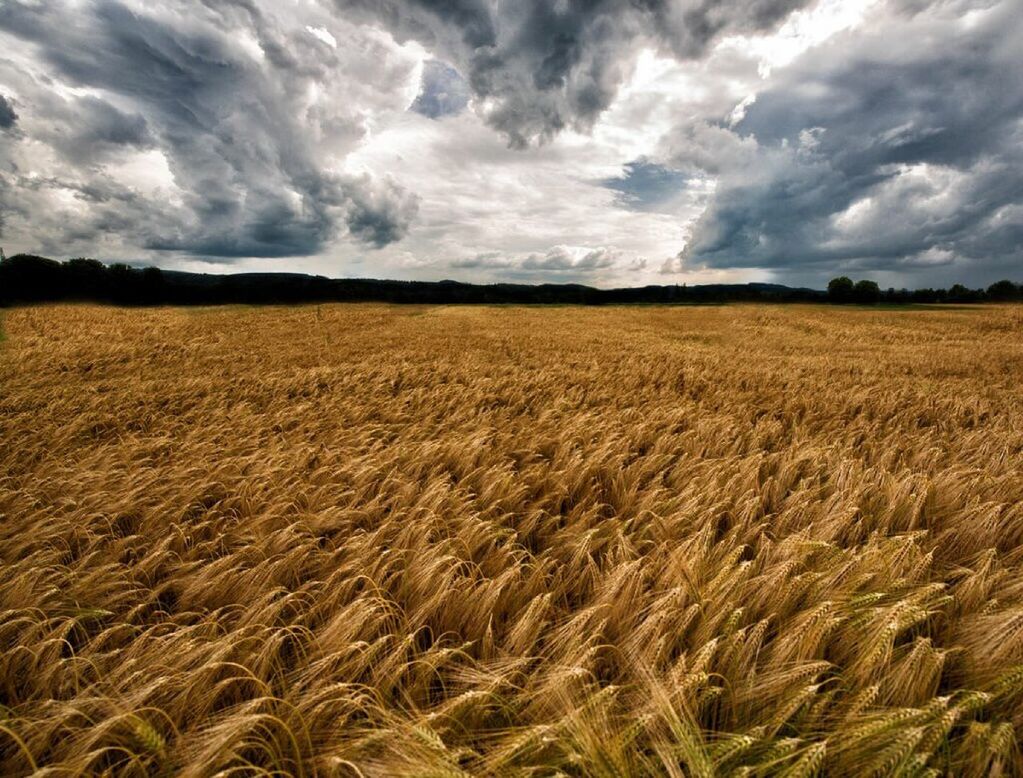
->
{"left": 2, "top": 303, "right": 1023, "bottom": 776}
{"left": 4, "top": 253, "right": 1022, "bottom": 309}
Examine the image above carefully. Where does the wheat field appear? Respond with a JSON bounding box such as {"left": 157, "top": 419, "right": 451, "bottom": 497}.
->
{"left": 1, "top": 303, "right": 1022, "bottom": 776}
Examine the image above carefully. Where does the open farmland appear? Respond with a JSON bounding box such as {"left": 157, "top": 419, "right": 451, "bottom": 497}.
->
{"left": 2, "top": 303, "right": 1023, "bottom": 776}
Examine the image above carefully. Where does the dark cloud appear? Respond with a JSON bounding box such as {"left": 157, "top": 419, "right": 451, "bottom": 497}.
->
{"left": 73, "top": 98, "right": 151, "bottom": 149}
{"left": 450, "top": 251, "right": 513, "bottom": 269}
{"left": 345, "top": 174, "right": 421, "bottom": 248}
{"left": 449, "top": 246, "right": 622, "bottom": 276}
{"left": 0, "top": 0, "right": 418, "bottom": 258}
{"left": 35, "top": 96, "right": 155, "bottom": 164}
{"left": 1, "top": 171, "right": 187, "bottom": 257}
{"left": 410, "top": 60, "right": 470, "bottom": 118}
{"left": 344, "top": 0, "right": 816, "bottom": 148}
{"left": 645, "top": 0, "right": 814, "bottom": 58}
{"left": 522, "top": 245, "right": 619, "bottom": 272}
{"left": 682, "top": 0, "right": 1023, "bottom": 285}
{"left": 0, "top": 95, "right": 16, "bottom": 129}
{"left": 601, "top": 159, "right": 689, "bottom": 212}
{"left": 341, "top": 0, "right": 496, "bottom": 50}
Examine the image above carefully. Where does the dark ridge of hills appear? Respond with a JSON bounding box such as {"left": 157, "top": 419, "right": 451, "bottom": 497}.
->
{"left": 1, "top": 253, "right": 1018, "bottom": 307}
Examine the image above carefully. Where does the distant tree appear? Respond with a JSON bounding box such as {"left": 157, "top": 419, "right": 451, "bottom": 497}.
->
{"left": 107, "top": 263, "right": 143, "bottom": 304}
{"left": 882, "top": 287, "right": 912, "bottom": 304}
{"left": 987, "top": 279, "right": 1020, "bottom": 301}
{"left": 65, "top": 258, "right": 107, "bottom": 299}
{"left": 852, "top": 279, "right": 881, "bottom": 304}
{"left": 0, "top": 254, "right": 66, "bottom": 304}
{"left": 140, "top": 266, "right": 165, "bottom": 304}
{"left": 946, "top": 284, "right": 986, "bottom": 303}
{"left": 828, "top": 276, "right": 854, "bottom": 303}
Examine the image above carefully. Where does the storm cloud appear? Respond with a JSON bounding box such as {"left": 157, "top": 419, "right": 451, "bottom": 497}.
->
{"left": 0, "top": 95, "right": 16, "bottom": 129}
{"left": 0, "top": 0, "right": 419, "bottom": 259}
{"left": 680, "top": 0, "right": 1023, "bottom": 284}
{"left": 340, "top": 0, "right": 818, "bottom": 147}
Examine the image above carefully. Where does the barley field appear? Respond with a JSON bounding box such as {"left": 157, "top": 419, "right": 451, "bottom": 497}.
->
{"left": 1, "top": 303, "right": 1023, "bottom": 777}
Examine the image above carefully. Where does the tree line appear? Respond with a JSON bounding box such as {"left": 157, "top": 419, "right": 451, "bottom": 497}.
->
{"left": 1, "top": 253, "right": 1020, "bottom": 307}
{"left": 826, "top": 276, "right": 1023, "bottom": 304}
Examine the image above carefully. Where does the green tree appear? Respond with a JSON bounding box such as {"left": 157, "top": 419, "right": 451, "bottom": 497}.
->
{"left": 828, "top": 276, "right": 854, "bottom": 303}
{"left": 853, "top": 279, "right": 881, "bottom": 304}
{"left": 140, "top": 266, "right": 165, "bottom": 304}
{"left": 987, "top": 279, "right": 1019, "bottom": 301}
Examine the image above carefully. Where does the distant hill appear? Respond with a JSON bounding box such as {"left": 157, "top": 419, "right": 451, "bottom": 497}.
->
{"left": 0, "top": 254, "right": 827, "bottom": 306}
{"left": 1, "top": 253, "right": 1018, "bottom": 307}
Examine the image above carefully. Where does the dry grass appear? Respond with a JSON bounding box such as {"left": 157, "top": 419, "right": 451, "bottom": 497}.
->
{"left": 1, "top": 302, "right": 1023, "bottom": 776}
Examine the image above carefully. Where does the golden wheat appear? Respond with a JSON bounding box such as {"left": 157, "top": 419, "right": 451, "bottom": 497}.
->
{"left": 1, "top": 303, "right": 1022, "bottom": 776}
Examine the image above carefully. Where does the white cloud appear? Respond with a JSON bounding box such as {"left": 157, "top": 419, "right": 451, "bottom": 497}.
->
{"left": 306, "top": 25, "right": 337, "bottom": 48}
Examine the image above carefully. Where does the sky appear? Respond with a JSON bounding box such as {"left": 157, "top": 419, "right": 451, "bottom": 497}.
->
{"left": 0, "top": 0, "right": 1020, "bottom": 289}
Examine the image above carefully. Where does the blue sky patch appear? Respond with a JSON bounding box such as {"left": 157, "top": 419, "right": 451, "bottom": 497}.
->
{"left": 601, "top": 159, "right": 689, "bottom": 212}
{"left": 410, "top": 61, "right": 470, "bottom": 119}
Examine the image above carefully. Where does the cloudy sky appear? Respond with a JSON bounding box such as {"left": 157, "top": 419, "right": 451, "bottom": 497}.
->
{"left": 1, "top": 0, "right": 1020, "bottom": 288}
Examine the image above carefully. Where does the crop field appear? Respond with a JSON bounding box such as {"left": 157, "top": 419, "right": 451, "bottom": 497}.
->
{"left": 1, "top": 303, "right": 1023, "bottom": 776}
